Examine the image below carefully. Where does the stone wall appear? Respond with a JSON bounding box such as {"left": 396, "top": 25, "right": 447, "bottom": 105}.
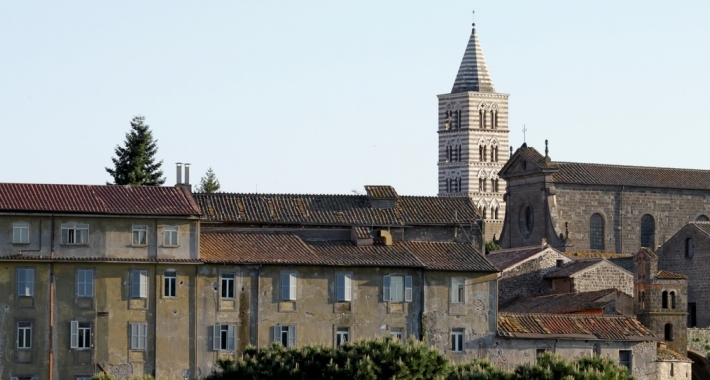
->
{"left": 498, "top": 250, "right": 572, "bottom": 304}
{"left": 571, "top": 261, "right": 634, "bottom": 296}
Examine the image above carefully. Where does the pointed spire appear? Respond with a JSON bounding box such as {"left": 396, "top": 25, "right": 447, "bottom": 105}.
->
{"left": 451, "top": 18, "right": 495, "bottom": 94}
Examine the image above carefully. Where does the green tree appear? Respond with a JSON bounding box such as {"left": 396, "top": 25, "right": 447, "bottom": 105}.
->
{"left": 105, "top": 116, "right": 165, "bottom": 186}
{"left": 197, "top": 167, "right": 221, "bottom": 193}
{"left": 485, "top": 241, "right": 501, "bottom": 254}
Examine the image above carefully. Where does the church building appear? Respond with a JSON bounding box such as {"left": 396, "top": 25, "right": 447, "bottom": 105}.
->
{"left": 438, "top": 21, "right": 510, "bottom": 240}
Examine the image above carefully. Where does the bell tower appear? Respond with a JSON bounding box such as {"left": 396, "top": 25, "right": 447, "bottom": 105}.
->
{"left": 437, "top": 17, "right": 509, "bottom": 241}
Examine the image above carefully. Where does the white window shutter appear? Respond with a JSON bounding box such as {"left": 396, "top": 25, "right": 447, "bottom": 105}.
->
{"left": 227, "top": 325, "right": 236, "bottom": 351}
{"left": 140, "top": 270, "right": 148, "bottom": 297}
{"left": 131, "top": 323, "right": 138, "bottom": 349}
{"left": 87, "top": 270, "right": 94, "bottom": 297}
{"left": 288, "top": 325, "right": 296, "bottom": 347}
{"left": 281, "top": 273, "right": 290, "bottom": 300}
{"left": 289, "top": 273, "right": 297, "bottom": 300}
{"left": 273, "top": 325, "right": 281, "bottom": 343}
{"left": 141, "top": 323, "right": 147, "bottom": 349}
{"left": 404, "top": 276, "right": 413, "bottom": 302}
{"left": 27, "top": 269, "right": 34, "bottom": 296}
{"left": 70, "top": 321, "right": 79, "bottom": 349}
{"left": 383, "top": 275, "right": 391, "bottom": 301}
{"left": 213, "top": 324, "right": 221, "bottom": 351}
{"left": 344, "top": 274, "right": 352, "bottom": 302}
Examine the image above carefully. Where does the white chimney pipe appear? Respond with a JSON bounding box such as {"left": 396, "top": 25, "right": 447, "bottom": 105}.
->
{"left": 176, "top": 163, "right": 183, "bottom": 185}
{"left": 184, "top": 163, "right": 191, "bottom": 186}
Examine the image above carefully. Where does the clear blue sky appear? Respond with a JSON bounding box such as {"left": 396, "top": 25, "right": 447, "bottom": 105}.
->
{"left": 2, "top": 2, "right": 709, "bottom": 195}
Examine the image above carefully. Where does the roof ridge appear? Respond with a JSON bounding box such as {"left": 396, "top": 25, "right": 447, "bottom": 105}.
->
{"left": 555, "top": 161, "right": 710, "bottom": 173}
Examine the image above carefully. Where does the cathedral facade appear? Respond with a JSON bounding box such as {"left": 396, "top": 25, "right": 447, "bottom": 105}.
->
{"left": 438, "top": 23, "right": 509, "bottom": 240}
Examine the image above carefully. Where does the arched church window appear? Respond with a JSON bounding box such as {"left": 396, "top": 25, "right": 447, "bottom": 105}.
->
{"left": 640, "top": 214, "right": 655, "bottom": 248}
{"left": 446, "top": 179, "right": 451, "bottom": 193}
{"left": 479, "top": 109, "right": 485, "bottom": 129}
{"left": 492, "top": 179, "right": 499, "bottom": 192}
{"left": 457, "top": 177, "right": 462, "bottom": 192}
{"left": 492, "top": 207, "right": 499, "bottom": 220}
{"left": 457, "top": 145, "right": 462, "bottom": 162}
{"left": 456, "top": 110, "right": 461, "bottom": 130}
{"left": 491, "top": 110, "right": 497, "bottom": 129}
{"left": 446, "top": 146, "right": 451, "bottom": 163}
{"left": 664, "top": 323, "right": 674, "bottom": 341}
{"left": 662, "top": 291, "right": 668, "bottom": 309}
{"left": 685, "top": 238, "right": 693, "bottom": 258}
{"left": 670, "top": 291, "right": 676, "bottom": 309}
{"left": 479, "top": 146, "right": 484, "bottom": 162}
{"left": 589, "top": 214, "right": 604, "bottom": 250}
{"left": 697, "top": 215, "right": 709, "bottom": 222}
{"left": 639, "top": 291, "right": 645, "bottom": 309}
{"left": 519, "top": 203, "right": 534, "bottom": 238}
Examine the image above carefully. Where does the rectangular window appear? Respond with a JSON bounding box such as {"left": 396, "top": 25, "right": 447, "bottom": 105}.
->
{"left": 451, "top": 329, "right": 464, "bottom": 352}
{"left": 17, "top": 268, "right": 34, "bottom": 297}
{"left": 164, "top": 271, "right": 177, "bottom": 298}
{"left": 131, "top": 270, "right": 148, "bottom": 298}
{"left": 17, "top": 321, "right": 32, "bottom": 349}
{"left": 336, "top": 273, "right": 352, "bottom": 302}
{"left": 130, "top": 323, "right": 148, "bottom": 350}
{"left": 76, "top": 269, "right": 94, "bottom": 298}
{"left": 619, "top": 350, "right": 632, "bottom": 370}
{"left": 390, "top": 327, "right": 404, "bottom": 342}
{"left": 688, "top": 302, "right": 697, "bottom": 327}
{"left": 132, "top": 225, "right": 148, "bottom": 246}
{"left": 451, "top": 277, "right": 465, "bottom": 303}
{"left": 273, "top": 325, "right": 297, "bottom": 347}
{"left": 383, "top": 275, "right": 412, "bottom": 302}
{"left": 70, "top": 321, "right": 91, "bottom": 349}
{"left": 13, "top": 222, "right": 29, "bottom": 244}
{"left": 10, "top": 377, "right": 38, "bottom": 380}
{"left": 163, "top": 226, "right": 178, "bottom": 246}
{"left": 212, "top": 324, "right": 236, "bottom": 351}
{"left": 281, "top": 272, "right": 297, "bottom": 301}
{"left": 336, "top": 327, "right": 349, "bottom": 347}
{"left": 221, "top": 273, "right": 235, "bottom": 299}
{"left": 61, "top": 223, "right": 89, "bottom": 245}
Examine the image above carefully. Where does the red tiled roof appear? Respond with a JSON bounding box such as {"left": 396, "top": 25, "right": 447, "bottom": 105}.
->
{"left": 0, "top": 183, "right": 201, "bottom": 216}
{"left": 500, "top": 289, "right": 618, "bottom": 314}
{"left": 657, "top": 346, "right": 692, "bottom": 362}
{"left": 199, "top": 231, "right": 497, "bottom": 272}
{"left": 194, "top": 193, "right": 479, "bottom": 226}
{"left": 364, "top": 186, "right": 398, "bottom": 199}
{"left": 544, "top": 259, "right": 603, "bottom": 279}
{"left": 353, "top": 226, "right": 373, "bottom": 239}
{"left": 497, "top": 313, "right": 656, "bottom": 341}
{"left": 657, "top": 270, "right": 687, "bottom": 279}
{"left": 486, "top": 245, "right": 553, "bottom": 271}
{"left": 553, "top": 162, "right": 710, "bottom": 191}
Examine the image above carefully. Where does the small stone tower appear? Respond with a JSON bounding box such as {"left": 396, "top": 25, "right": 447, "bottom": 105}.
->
{"left": 634, "top": 247, "right": 688, "bottom": 354}
{"left": 437, "top": 19, "right": 509, "bottom": 241}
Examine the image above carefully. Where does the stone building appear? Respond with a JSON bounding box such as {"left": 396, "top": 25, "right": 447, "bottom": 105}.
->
{"left": 656, "top": 222, "right": 710, "bottom": 328}
{"left": 633, "top": 248, "right": 688, "bottom": 355}
{"left": 0, "top": 183, "right": 202, "bottom": 380}
{"left": 500, "top": 289, "right": 633, "bottom": 316}
{"left": 438, "top": 21, "right": 510, "bottom": 240}
{"left": 497, "top": 143, "right": 710, "bottom": 253}
{"left": 545, "top": 258, "right": 634, "bottom": 296}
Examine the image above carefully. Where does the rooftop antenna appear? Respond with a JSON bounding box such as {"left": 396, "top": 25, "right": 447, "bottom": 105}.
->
{"left": 472, "top": 9, "right": 475, "bottom": 27}
{"left": 523, "top": 125, "right": 528, "bottom": 143}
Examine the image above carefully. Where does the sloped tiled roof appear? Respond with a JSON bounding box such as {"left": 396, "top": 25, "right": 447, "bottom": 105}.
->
{"left": 451, "top": 28, "right": 495, "bottom": 93}
{"left": 500, "top": 289, "right": 617, "bottom": 314}
{"left": 364, "top": 186, "right": 398, "bottom": 199}
{"left": 689, "top": 222, "right": 710, "bottom": 236}
{"left": 199, "top": 231, "right": 497, "bottom": 272}
{"left": 657, "top": 346, "right": 692, "bottom": 362}
{"left": 544, "top": 259, "right": 603, "bottom": 279}
{"left": 194, "top": 193, "right": 479, "bottom": 226}
{"left": 657, "top": 270, "right": 688, "bottom": 279}
{"left": 353, "top": 226, "right": 373, "bottom": 239}
{"left": 486, "top": 245, "right": 551, "bottom": 271}
{"left": 0, "top": 183, "right": 201, "bottom": 216}
{"left": 497, "top": 313, "right": 655, "bottom": 340}
{"left": 553, "top": 162, "right": 710, "bottom": 191}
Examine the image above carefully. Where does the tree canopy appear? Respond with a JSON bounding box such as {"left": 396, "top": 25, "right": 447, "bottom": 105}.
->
{"left": 197, "top": 167, "right": 221, "bottom": 193}
{"left": 105, "top": 116, "right": 165, "bottom": 186}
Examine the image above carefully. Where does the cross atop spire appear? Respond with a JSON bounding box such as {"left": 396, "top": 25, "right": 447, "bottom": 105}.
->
{"left": 451, "top": 16, "right": 495, "bottom": 94}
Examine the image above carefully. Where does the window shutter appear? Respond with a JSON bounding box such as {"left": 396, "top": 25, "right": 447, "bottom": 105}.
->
{"left": 131, "top": 271, "right": 140, "bottom": 298}
{"left": 383, "top": 275, "right": 391, "bottom": 302}
{"left": 288, "top": 325, "right": 296, "bottom": 347}
{"left": 281, "top": 273, "right": 290, "bottom": 301}
{"left": 17, "top": 269, "right": 25, "bottom": 296}
{"left": 26, "top": 269, "right": 34, "bottom": 296}
{"left": 131, "top": 323, "right": 138, "bottom": 349}
{"left": 213, "top": 324, "right": 221, "bottom": 351}
{"left": 227, "top": 325, "right": 236, "bottom": 351}
{"left": 87, "top": 270, "right": 94, "bottom": 297}
{"left": 70, "top": 321, "right": 79, "bottom": 349}
{"left": 404, "top": 276, "right": 412, "bottom": 302}
{"left": 140, "top": 270, "right": 148, "bottom": 298}
{"left": 273, "top": 325, "right": 281, "bottom": 343}
{"left": 450, "top": 278, "right": 457, "bottom": 303}
{"left": 289, "top": 273, "right": 297, "bottom": 301}
{"left": 140, "top": 323, "right": 147, "bottom": 350}
{"left": 336, "top": 274, "right": 345, "bottom": 301}
{"left": 343, "top": 274, "right": 351, "bottom": 302}
{"left": 32, "top": 377, "right": 39, "bottom": 380}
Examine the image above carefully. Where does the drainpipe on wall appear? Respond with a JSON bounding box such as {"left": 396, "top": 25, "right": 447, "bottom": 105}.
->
{"left": 49, "top": 213, "right": 55, "bottom": 380}
{"left": 620, "top": 186, "right": 624, "bottom": 254}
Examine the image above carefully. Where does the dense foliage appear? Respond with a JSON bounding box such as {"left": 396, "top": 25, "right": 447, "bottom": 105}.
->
{"left": 106, "top": 115, "right": 165, "bottom": 186}
{"left": 197, "top": 167, "right": 221, "bottom": 193}
{"left": 205, "top": 337, "right": 634, "bottom": 380}
{"left": 485, "top": 241, "right": 501, "bottom": 254}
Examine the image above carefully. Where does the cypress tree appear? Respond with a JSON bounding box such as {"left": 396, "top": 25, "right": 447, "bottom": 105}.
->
{"left": 105, "top": 116, "right": 165, "bottom": 186}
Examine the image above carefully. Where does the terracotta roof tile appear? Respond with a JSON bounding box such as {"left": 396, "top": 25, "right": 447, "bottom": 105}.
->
{"left": 364, "top": 186, "right": 398, "bottom": 199}
{"left": 690, "top": 222, "right": 710, "bottom": 236}
{"left": 194, "top": 193, "right": 479, "bottom": 226}
{"left": 500, "top": 289, "right": 618, "bottom": 314}
{"left": 0, "top": 183, "right": 201, "bottom": 216}
{"left": 307, "top": 241, "right": 423, "bottom": 268}
{"left": 657, "top": 346, "right": 692, "bottom": 362}
{"left": 486, "top": 245, "right": 553, "bottom": 271}
{"left": 497, "top": 313, "right": 655, "bottom": 340}
{"left": 544, "top": 259, "right": 603, "bottom": 279}
{"left": 399, "top": 241, "right": 497, "bottom": 272}
{"left": 353, "top": 226, "right": 373, "bottom": 239}
{"left": 200, "top": 232, "right": 319, "bottom": 265}
{"left": 657, "top": 270, "right": 687, "bottom": 279}
{"left": 553, "top": 162, "right": 710, "bottom": 191}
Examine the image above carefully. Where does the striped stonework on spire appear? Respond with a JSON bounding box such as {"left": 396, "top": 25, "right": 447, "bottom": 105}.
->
{"left": 451, "top": 27, "right": 495, "bottom": 93}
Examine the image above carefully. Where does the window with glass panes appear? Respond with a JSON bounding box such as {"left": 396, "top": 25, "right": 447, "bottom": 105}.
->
{"left": 451, "top": 277, "right": 465, "bottom": 303}
{"left": 61, "top": 223, "right": 89, "bottom": 244}
{"left": 451, "top": 329, "right": 464, "bottom": 352}
{"left": 13, "top": 222, "right": 29, "bottom": 244}
{"left": 589, "top": 214, "right": 604, "bottom": 250}
{"left": 336, "top": 327, "right": 349, "bottom": 346}
{"left": 17, "top": 321, "right": 31, "bottom": 349}
{"left": 132, "top": 225, "right": 147, "bottom": 245}
{"left": 221, "top": 273, "right": 234, "bottom": 299}
{"left": 640, "top": 215, "right": 655, "bottom": 248}
{"left": 164, "top": 271, "right": 177, "bottom": 297}
{"left": 76, "top": 269, "right": 94, "bottom": 298}
{"left": 163, "top": 226, "right": 178, "bottom": 246}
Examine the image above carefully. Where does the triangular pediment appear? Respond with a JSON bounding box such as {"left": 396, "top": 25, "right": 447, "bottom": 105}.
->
{"left": 499, "top": 144, "right": 557, "bottom": 179}
{"left": 633, "top": 247, "right": 657, "bottom": 263}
